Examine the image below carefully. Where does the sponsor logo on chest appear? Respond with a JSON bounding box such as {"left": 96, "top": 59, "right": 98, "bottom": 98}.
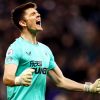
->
{"left": 30, "top": 60, "right": 48, "bottom": 74}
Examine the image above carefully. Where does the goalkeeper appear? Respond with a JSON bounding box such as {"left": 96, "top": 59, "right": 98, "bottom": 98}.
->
{"left": 3, "top": 2, "right": 100, "bottom": 100}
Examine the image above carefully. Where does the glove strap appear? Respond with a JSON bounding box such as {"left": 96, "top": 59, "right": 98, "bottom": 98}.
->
{"left": 84, "top": 82, "right": 92, "bottom": 92}
{"left": 15, "top": 76, "right": 22, "bottom": 85}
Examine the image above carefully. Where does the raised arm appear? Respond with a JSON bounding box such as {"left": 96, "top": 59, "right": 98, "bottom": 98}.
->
{"left": 48, "top": 66, "right": 100, "bottom": 93}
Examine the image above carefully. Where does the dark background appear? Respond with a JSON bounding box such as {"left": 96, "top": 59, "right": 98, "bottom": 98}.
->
{"left": 0, "top": 0, "right": 100, "bottom": 100}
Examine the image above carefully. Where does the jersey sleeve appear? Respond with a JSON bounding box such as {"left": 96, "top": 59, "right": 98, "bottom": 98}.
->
{"left": 48, "top": 48, "right": 57, "bottom": 70}
{"left": 5, "top": 44, "right": 21, "bottom": 66}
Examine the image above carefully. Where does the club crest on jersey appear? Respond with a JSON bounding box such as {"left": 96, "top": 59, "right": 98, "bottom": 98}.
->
{"left": 45, "top": 52, "right": 48, "bottom": 56}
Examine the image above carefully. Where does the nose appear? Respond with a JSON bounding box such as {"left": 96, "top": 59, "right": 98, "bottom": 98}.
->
{"left": 36, "top": 12, "right": 40, "bottom": 17}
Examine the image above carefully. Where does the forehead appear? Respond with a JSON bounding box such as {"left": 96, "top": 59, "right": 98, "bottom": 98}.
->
{"left": 24, "top": 8, "right": 37, "bottom": 15}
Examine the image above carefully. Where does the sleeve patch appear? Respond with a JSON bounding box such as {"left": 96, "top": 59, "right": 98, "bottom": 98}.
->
{"left": 7, "top": 49, "right": 13, "bottom": 55}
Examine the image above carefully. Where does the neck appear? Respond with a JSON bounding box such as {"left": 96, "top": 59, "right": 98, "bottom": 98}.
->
{"left": 20, "top": 29, "right": 38, "bottom": 44}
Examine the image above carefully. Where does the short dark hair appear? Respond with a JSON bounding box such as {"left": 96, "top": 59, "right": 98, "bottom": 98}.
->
{"left": 11, "top": 2, "right": 37, "bottom": 30}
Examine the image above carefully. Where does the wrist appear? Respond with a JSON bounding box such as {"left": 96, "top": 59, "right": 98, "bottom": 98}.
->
{"left": 84, "top": 82, "right": 92, "bottom": 92}
{"left": 15, "top": 76, "right": 22, "bottom": 85}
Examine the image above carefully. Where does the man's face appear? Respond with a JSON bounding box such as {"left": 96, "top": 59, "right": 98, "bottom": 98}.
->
{"left": 23, "top": 8, "right": 43, "bottom": 31}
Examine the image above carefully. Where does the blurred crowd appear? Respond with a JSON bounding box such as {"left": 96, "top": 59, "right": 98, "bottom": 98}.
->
{"left": 0, "top": 0, "right": 100, "bottom": 100}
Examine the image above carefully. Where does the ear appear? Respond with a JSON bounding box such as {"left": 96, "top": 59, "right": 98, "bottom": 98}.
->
{"left": 19, "top": 20, "right": 26, "bottom": 27}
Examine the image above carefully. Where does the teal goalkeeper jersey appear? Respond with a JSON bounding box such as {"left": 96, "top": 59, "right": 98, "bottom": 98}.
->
{"left": 5, "top": 37, "right": 57, "bottom": 100}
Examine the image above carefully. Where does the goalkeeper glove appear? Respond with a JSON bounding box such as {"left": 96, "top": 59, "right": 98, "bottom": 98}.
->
{"left": 15, "top": 68, "right": 34, "bottom": 86}
{"left": 84, "top": 79, "right": 100, "bottom": 93}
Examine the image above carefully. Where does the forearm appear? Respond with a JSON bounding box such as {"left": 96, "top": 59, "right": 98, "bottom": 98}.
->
{"left": 49, "top": 66, "right": 100, "bottom": 93}
{"left": 3, "top": 64, "right": 18, "bottom": 86}
{"left": 3, "top": 75, "right": 15, "bottom": 86}
{"left": 3, "top": 68, "right": 34, "bottom": 86}
{"left": 57, "top": 77, "right": 84, "bottom": 92}
{"left": 3, "top": 76, "right": 22, "bottom": 86}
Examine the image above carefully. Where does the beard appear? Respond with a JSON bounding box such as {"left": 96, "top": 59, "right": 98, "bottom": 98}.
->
{"left": 29, "top": 28, "right": 39, "bottom": 35}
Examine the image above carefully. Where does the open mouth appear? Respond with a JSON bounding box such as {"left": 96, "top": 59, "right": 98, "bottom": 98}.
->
{"left": 35, "top": 19, "right": 43, "bottom": 30}
{"left": 36, "top": 20, "right": 41, "bottom": 25}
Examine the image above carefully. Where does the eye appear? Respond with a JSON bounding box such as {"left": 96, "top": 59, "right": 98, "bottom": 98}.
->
{"left": 31, "top": 12, "right": 36, "bottom": 16}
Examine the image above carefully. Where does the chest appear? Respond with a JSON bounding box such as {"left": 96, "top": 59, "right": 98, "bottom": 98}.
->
{"left": 20, "top": 46, "right": 50, "bottom": 68}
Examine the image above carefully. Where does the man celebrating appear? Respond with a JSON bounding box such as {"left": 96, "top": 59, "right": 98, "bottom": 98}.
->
{"left": 3, "top": 2, "right": 100, "bottom": 100}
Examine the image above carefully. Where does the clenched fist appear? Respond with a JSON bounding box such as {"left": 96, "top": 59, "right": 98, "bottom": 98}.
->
{"left": 84, "top": 79, "right": 100, "bottom": 93}
{"left": 15, "top": 68, "right": 35, "bottom": 86}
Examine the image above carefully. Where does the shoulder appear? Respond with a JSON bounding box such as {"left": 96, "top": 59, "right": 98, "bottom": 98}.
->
{"left": 39, "top": 42, "right": 53, "bottom": 55}
{"left": 6, "top": 37, "right": 22, "bottom": 56}
{"left": 7, "top": 37, "right": 21, "bottom": 51}
{"left": 39, "top": 42, "right": 51, "bottom": 51}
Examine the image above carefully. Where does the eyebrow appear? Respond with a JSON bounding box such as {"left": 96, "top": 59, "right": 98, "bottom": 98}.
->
{"left": 30, "top": 10, "right": 38, "bottom": 15}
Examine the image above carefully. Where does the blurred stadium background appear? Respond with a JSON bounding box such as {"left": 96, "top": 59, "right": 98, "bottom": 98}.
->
{"left": 0, "top": 0, "right": 100, "bottom": 100}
